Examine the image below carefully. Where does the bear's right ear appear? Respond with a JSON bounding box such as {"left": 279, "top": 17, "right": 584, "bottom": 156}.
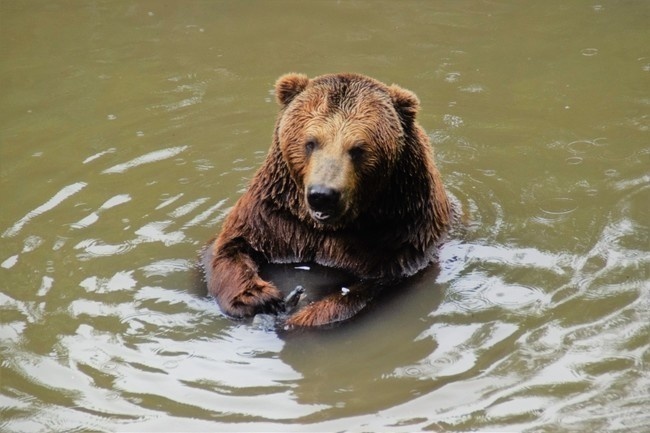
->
{"left": 275, "top": 73, "right": 310, "bottom": 107}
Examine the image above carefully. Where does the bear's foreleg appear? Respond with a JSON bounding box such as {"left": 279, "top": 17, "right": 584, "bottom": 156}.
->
{"left": 202, "top": 239, "right": 285, "bottom": 318}
{"left": 284, "top": 280, "right": 383, "bottom": 328}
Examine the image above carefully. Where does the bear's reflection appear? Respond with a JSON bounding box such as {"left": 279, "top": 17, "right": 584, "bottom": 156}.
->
{"left": 261, "top": 263, "right": 445, "bottom": 415}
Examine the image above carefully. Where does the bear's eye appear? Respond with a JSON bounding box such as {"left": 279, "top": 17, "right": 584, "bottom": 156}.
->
{"left": 305, "top": 139, "right": 318, "bottom": 155}
{"left": 348, "top": 145, "right": 366, "bottom": 163}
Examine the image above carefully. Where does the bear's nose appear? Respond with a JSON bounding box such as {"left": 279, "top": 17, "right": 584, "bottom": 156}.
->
{"left": 307, "top": 184, "right": 341, "bottom": 214}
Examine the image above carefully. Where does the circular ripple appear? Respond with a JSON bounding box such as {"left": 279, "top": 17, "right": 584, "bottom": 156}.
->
{"left": 403, "top": 366, "right": 422, "bottom": 377}
{"left": 481, "top": 284, "right": 545, "bottom": 308}
{"left": 581, "top": 48, "right": 599, "bottom": 56}
{"left": 566, "top": 156, "right": 583, "bottom": 165}
{"left": 539, "top": 197, "right": 578, "bottom": 215}
{"left": 567, "top": 140, "right": 594, "bottom": 154}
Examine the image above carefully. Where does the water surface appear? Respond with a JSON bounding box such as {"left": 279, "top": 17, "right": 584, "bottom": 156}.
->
{"left": 1, "top": 1, "right": 648, "bottom": 432}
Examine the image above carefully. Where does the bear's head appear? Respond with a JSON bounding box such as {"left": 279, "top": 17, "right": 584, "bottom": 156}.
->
{"left": 274, "top": 73, "right": 420, "bottom": 227}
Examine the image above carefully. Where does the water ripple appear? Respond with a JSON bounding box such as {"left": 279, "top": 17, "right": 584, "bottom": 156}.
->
{"left": 140, "top": 259, "right": 193, "bottom": 278}
{"left": 74, "top": 239, "right": 135, "bottom": 258}
{"left": 71, "top": 194, "right": 131, "bottom": 229}
{"left": 102, "top": 146, "right": 189, "bottom": 174}
{"left": 3, "top": 182, "right": 87, "bottom": 238}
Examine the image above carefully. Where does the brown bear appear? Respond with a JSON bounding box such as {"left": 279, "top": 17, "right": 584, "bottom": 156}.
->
{"left": 202, "top": 72, "right": 452, "bottom": 328}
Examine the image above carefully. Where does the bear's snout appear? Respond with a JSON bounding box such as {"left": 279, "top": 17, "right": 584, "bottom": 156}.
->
{"left": 306, "top": 184, "right": 343, "bottom": 223}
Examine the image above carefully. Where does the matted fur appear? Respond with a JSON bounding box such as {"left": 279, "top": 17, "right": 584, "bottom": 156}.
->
{"left": 202, "top": 73, "right": 451, "bottom": 328}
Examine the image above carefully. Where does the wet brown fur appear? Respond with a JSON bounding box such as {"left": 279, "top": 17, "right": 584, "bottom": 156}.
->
{"left": 202, "top": 73, "right": 452, "bottom": 328}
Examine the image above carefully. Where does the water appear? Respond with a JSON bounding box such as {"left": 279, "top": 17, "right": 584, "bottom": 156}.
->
{"left": 1, "top": 1, "right": 648, "bottom": 432}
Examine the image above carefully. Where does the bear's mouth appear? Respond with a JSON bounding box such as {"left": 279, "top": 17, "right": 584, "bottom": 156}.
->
{"left": 308, "top": 207, "right": 348, "bottom": 226}
{"left": 305, "top": 184, "right": 345, "bottom": 225}
{"left": 311, "top": 210, "right": 333, "bottom": 222}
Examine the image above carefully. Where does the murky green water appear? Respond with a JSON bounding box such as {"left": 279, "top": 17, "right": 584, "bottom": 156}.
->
{"left": 1, "top": 1, "right": 648, "bottom": 432}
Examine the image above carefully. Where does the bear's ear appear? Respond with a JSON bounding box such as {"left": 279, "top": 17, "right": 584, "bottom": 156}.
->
{"left": 388, "top": 84, "right": 420, "bottom": 123}
{"left": 275, "top": 73, "right": 310, "bottom": 107}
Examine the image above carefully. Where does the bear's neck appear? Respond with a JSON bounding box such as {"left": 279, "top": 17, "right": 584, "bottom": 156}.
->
{"left": 375, "top": 127, "right": 451, "bottom": 225}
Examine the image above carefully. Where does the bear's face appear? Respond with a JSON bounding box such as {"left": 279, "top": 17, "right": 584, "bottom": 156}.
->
{"left": 274, "top": 73, "right": 420, "bottom": 227}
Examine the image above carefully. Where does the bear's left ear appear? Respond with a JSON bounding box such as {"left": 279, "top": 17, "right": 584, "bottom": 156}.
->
{"left": 388, "top": 84, "right": 420, "bottom": 123}
{"left": 275, "top": 73, "right": 310, "bottom": 107}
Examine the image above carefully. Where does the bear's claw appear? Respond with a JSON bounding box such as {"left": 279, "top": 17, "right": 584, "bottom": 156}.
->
{"left": 229, "top": 281, "right": 285, "bottom": 317}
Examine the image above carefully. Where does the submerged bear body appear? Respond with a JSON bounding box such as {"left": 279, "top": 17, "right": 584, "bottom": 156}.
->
{"left": 202, "top": 73, "right": 452, "bottom": 327}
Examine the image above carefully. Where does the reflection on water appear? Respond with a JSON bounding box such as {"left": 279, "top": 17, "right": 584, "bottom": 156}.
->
{"left": 1, "top": 1, "right": 649, "bottom": 432}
